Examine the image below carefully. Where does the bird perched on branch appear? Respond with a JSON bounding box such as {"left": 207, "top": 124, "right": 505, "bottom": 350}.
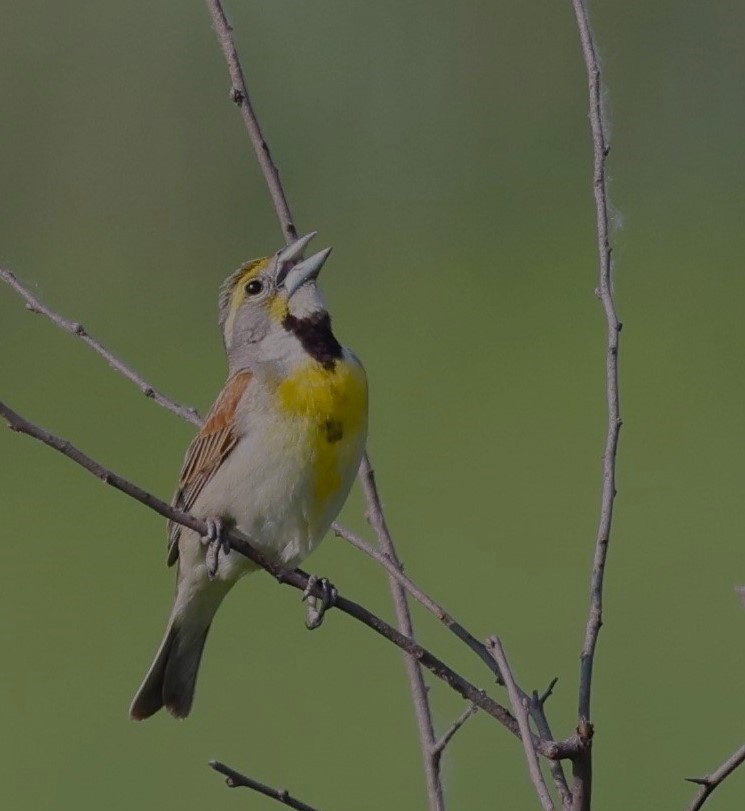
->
{"left": 130, "top": 232, "right": 368, "bottom": 720}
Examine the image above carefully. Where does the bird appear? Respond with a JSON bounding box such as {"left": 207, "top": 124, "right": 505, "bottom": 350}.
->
{"left": 129, "top": 232, "right": 368, "bottom": 720}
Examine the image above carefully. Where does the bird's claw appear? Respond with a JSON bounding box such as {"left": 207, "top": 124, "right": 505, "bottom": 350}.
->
{"left": 302, "top": 575, "right": 337, "bottom": 630}
{"left": 201, "top": 518, "right": 230, "bottom": 581}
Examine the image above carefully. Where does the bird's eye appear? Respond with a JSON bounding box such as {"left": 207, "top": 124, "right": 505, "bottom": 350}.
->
{"left": 245, "top": 279, "right": 264, "bottom": 296}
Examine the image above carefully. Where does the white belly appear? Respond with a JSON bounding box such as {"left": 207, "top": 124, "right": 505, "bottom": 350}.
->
{"left": 177, "top": 352, "right": 368, "bottom": 586}
{"left": 181, "top": 409, "right": 364, "bottom": 583}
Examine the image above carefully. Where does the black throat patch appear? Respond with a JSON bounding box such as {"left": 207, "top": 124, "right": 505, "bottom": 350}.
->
{"left": 283, "top": 311, "right": 343, "bottom": 370}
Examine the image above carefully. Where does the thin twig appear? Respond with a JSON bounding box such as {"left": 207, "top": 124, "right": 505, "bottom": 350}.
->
{"left": 538, "top": 678, "right": 559, "bottom": 707}
{"left": 487, "top": 638, "right": 556, "bottom": 811}
{"left": 357, "top": 454, "right": 446, "bottom": 809}
{"left": 431, "top": 704, "right": 478, "bottom": 767}
{"left": 334, "top": 520, "right": 572, "bottom": 798}
{"left": 332, "top": 522, "right": 501, "bottom": 678}
{"left": 0, "top": 268, "right": 201, "bottom": 427}
{"left": 684, "top": 744, "right": 745, "bottom": 811}
{"left": 0, "top": 397, "right": 582, "bottom": 760}
{"left": 204, "top": 0, "right": 296, "bottom": 244}
{"left": 210, "top": 760, "right": 321, "bottom": 811}
{"left": 530, "top": 688, "right": 572, "bottom": 809}
{"left": 569, "top": 1, "right": 622, "bottom": 808}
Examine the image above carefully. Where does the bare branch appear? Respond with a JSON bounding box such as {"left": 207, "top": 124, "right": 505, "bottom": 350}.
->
{"left": 530, "top": 688, "right": 572, "bottom": 809}
{"left": 333, "top": 519, "right": 573, "bottom": 802}
{"left": 0, "top": 397, "right": 583, "bottom": 759}
{"left": 210, "top": 760, "right": 321, "bottom": 811}
{"left": 204, "top": 0, "right": 296, "bottom": 244}
{"left": 568, "top": 2, "right": 622, "bottom": 808}
{"left": 0, "top": 267, "right": 201, "bottom": 427}
{"left": 538, "top": 678, "right": 559, "bottom": 708}
{"left": 356, "top": 454, "right": 445, "bottom": 809}
{"left": 571, "top": 0, "right": 621, "bottom": 727}
{"left": 684, "top": 744, "right": 745, "bottom": 811}
{"left": 333, "top": 519, "right": 576, "bottom": 803}
{"left": 332, "top": 522, "right": 501, "bottom": 678}
{"left": 431, "top": 704, "right": 478, "bottom": 765}
{"left": 487, "top": 638, "right": 556, "bottom": 811}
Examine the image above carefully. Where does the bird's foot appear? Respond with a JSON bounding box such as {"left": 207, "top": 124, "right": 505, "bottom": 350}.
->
{"left": 201, "top": 517, "right": 231, "bottom": 580}
{"left": 302, "top": 575, "right": 337, "bottom": 630}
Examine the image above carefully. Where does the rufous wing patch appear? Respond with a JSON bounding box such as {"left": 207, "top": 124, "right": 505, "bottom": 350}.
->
{"left": 167, "top": 370, "right": 252, "bottom": 565}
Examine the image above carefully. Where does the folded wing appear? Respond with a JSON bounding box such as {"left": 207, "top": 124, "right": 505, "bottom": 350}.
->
{"left": 167, "top": 370, "right": 253, "bottom": 565}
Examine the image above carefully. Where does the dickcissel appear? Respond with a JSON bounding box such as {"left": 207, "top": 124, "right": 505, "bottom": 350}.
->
{"left": 130, "top": 232, "right": 367, "bottom": 720}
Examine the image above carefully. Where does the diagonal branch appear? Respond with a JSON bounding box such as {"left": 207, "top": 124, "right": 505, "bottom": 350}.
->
{"left": 332, "top": 522, "right": 501, "bottom": 679}
{"left": 204, "top": 0, "right": 296, "bottom": 244}
{"left": 356, "top": 454, "right": 446, "bottom": 809}
{"left": 0, "top": 268, "right": 201, "bottom": 427}
{"left": 684, "top": 744, "right": 745, "bottom": 811}
{"left": 0, "top": 397, "right": 583, "bottom": 761}
{"left": 431, "top": 704, "right": 478, "bottom": 769}
{"left": 210, "top": 760, "right": 321, "bottom": 811}
{"left": 487, "top": 637, "right": 556, "bottom": 811}
{"left": 333, "top": 518, "right": 570, "bottom": 798}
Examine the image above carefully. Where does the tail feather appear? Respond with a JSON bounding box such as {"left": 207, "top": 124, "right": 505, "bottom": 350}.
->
{"left": 130, "top": 580, "right": 228, "bottom": 721}
{"left": 129, "top": 621, "right": 211, "bottom": 720}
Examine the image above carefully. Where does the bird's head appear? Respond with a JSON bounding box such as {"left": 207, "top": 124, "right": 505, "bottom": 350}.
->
{"left": 219, "top": 232, "right": 340, "bottom": 371}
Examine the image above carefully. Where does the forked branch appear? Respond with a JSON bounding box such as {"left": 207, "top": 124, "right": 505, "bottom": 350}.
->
{"left": 430, "top": 704, "right": 478, "bottom": 767}
{"left": 0, "top": 397, "right": 584, "bottom": 760}
{"left": 684, "top": 743, "right": 745, "bottom": 811}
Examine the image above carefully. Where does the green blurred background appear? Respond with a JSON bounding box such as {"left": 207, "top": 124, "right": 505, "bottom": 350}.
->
{"left": 1, "top": 1, "right": 744, "bottom": 808}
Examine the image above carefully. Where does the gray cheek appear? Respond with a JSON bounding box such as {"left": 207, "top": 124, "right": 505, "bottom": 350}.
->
{"left": 236, "top": 316, "right": 268, "bottom": 345}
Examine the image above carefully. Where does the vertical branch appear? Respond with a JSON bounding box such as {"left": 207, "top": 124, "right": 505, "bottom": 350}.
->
{"left": 570, "top": 1, "right": 621, "bottom": 808}
{"left": 359, "top": 455, "right": 446, "bottom": 811}
{"left": 202, "top": 3, "right": 444, "bottom": 808}
{"left": 205, "top": 0, "right": 297, "bottom": 243}
{"left": 570, "top": 0, "right": 621, "bottom": 726}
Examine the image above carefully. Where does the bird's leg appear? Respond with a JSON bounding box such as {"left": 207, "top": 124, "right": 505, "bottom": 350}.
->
{"left": 201, "top": 517, "right": 230, "bottom": 580}
{"left": 302, "top": 575, "right": 337, "bottom": 630}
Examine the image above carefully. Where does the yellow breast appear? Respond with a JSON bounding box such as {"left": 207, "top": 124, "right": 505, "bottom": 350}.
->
{"left": 277, "top": 357, "right": 368, "bottom": 509}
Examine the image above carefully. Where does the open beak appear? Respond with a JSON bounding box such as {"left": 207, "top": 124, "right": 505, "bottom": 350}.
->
{"left": 283, "top": 247, "right": 332, "bottom": 297}
{"left": 278, "top": 231, "right": 316, "bottom": 265}
{"left": 275, "top": 232, "right": 317, "bottom": 286}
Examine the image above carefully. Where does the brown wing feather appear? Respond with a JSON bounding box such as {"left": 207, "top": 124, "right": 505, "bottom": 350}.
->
{"left": 166, "top": 370, "right": 253, "bottom": 566}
